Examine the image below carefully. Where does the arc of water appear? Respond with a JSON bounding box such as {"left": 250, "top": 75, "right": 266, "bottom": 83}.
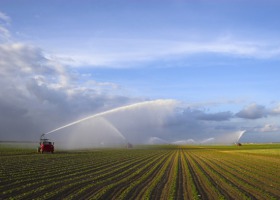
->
{"left": 99, "top": 117, "right": 127, "bottom": 142}
{"left": 44, "top": 99, "right": 177, "bottom": 135}
{"left": 237, "top": 130, "right": 246, "bottom": 143}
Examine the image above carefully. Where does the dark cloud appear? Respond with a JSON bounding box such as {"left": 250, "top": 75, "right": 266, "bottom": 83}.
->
{"left": 235, "top": 104, "right": 267, "bottom": 119}
{"left": 160, "top": 107, "right": 240, "bottom": 143}
{"left": 196, "top": 111, "right": 233, "bottom": 121}
{"left": 169, "top": 108, "right": 233, "bottom": 122}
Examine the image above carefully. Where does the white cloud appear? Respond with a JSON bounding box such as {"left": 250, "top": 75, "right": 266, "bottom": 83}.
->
{"left": 235, "top": 103, "right": 280, "bottom": 120}
{"left": 0, "top": 43, "right": 49, "bottom": 74}
{"left": 0, "top": 41, "right": 137, "bottom": 141}
{"left": 0, "top": 12, "right": 279, "bottom": 145}
{"left": 253, "top": 124, "right": 280, "bottom": 132}
{"left": 0, "top": 26, "right": 10, "bottom": 41}
{"left": 0, "top": 12, "right": 11, "bottom": 42}
{"left": 1, "top": 39, "right": 278, "bottom": 144}
{"left": 51, "top": 36, "right": 280, "bottom": 68}
{"left": 0, "top": 12, "right": 10, "bottom": 24}
{"left": 260, "top": 124, "right": 280, "bottom": 132}
{"left": 271, "top": 104, "right": 280, "bottom": 115}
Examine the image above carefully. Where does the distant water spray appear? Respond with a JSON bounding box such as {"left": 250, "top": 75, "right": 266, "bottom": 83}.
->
{"left": 197, "top": 130, "right": 247, "bottom": 144}
{"left": 61, "top": 117, "right": 128, "bottom": 149}
{"left": 44, "top": 99, "right": 177, "bottom": 137}
{"left": 43, "top": 99, "right": 245, "bottom": 146}
{"left": 237, "top": 130, "right": 246, "bottom": 143}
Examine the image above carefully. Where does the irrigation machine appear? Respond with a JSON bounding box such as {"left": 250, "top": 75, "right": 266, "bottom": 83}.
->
{"left": 37, "top": 134, "right": 54, "bottom": 153}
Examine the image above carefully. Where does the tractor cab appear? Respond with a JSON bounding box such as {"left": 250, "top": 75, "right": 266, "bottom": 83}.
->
{"left": 37, "top": 134, "right": 54, "bottom": 153}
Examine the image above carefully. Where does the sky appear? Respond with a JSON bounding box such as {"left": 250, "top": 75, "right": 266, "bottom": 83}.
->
{"left": 0, "top": 0, "right": 280, "bottom": 145}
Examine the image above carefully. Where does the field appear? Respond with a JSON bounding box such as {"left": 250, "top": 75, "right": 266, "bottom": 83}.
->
{"left": 1, "top": 144, "right": 280, "bottom": 200}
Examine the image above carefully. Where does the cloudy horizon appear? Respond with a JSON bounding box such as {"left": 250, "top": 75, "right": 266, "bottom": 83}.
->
{"left": 0, "top": 0, "right": 280, "bottom": 145}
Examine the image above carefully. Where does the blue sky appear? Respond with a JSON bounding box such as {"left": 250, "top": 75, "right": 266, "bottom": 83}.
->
{"left": 4, "top": 0, "right": 278, "bottom": 103}
{"left": 0, "top": 0, "right": 280, "bottom": 144}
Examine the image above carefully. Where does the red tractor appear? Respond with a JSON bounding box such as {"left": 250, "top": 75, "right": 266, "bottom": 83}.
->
{"left": 37, "top": 134, "right": 54, "bottom": 153}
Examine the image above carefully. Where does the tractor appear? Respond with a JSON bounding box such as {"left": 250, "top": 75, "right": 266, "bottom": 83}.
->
{"left": 37, "top": 134, "right": 54, "bottom": 153}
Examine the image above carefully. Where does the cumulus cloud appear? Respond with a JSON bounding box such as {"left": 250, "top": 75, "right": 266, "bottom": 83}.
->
{"left": 252, "top": 124, "right": 280, "bottom": 133}
{"left": 0, "top": 40, "right": 277, "bottom": 144}
{"left": 196, "top": 111, "right": 233, "bottom": 121}
{"left": 0, "top": 12, "right": 10, "bottom": 23}
{"left": 235, "top": 104, "right": 268, "bottom": 119}
{"left": 0, "top": 12, "right": 279, "bottom": 145}
{"left": 235, "top": 103, "right": 280, "bottom": 120}
{"left": 0, "top": 40, "right": 136, "bottom": 141}
{"left": 271, "top": 104, "right": 280, "bottom": 115}
{"left": 259, "top": 124, "right": 280, "bottom": 132}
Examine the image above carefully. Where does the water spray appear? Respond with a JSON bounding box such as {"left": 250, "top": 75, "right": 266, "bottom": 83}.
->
{"left": 40, "top": 133, "right": 45, "bottom": 141}
{"left": 98, "top": 117, "right": 127, "bottom": 142}
{"left": 43, "top": 99, "right": 177, "bottom": 136}
{"left": 236, "top": 130, "right": 246, "bottom": 143}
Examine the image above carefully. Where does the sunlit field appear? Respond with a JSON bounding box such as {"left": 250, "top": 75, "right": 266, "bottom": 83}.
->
{"left": 1, "top": 144, "right": 280, "bottom": 199}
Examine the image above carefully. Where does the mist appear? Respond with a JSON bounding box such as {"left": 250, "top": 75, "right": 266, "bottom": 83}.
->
{"left": 45, "top": 100, "right": 247, "bottom": 149}
{"left": 47, "top": 99, "right": 178, "bottom": 148}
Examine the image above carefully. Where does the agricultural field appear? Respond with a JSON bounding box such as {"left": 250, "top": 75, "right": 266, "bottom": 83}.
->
{"left": 0, "top": 144, "right": 280, "bottom": 200}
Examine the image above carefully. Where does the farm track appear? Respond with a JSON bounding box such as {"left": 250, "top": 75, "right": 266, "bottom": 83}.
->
{"left": 1, "top": 145, "right": 280, "bottom": 200}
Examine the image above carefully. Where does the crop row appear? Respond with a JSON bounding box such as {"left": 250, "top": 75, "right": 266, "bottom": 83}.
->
{"left": 1, "top": 145, "right": 279, "bottom": 199}
{"left": 1, "top": 149, "right": 168, "bottom": 199}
